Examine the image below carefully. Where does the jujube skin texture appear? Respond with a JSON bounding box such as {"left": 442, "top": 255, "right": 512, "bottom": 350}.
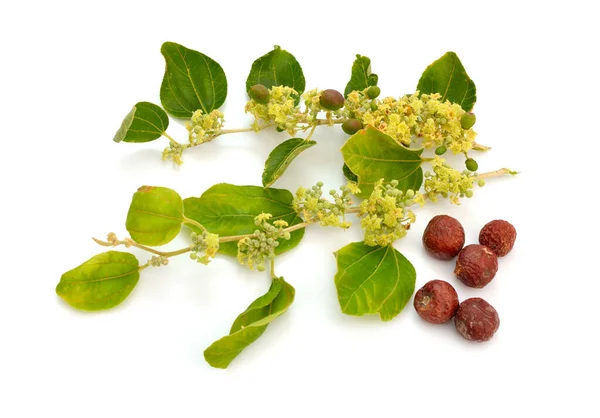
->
{"left": 479, "top": 220, "right": 517, "bottom": 257}
{"left": 413, "top": 280, "right": 459, "bottom": 324}
{"left": 454, "top": 298, "right": 500, "bottom": 342}
{"left": 422, "top": 215, "right": 465, "bottom": 260}
{"left": 454, "top": 244, "right": 498, "bottom": 288}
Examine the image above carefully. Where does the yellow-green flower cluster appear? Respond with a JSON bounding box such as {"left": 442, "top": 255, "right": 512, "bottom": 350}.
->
{"left": 186, "top": 109, "right": 225, "bottom": 145}
{"left": 237, "top": 214, "right": 291, "bottom": 271}
{"left": 148, "top": 255, "right": 169, "bottom": 267}
{"left": 245, "top": 86, "right": 300, "bottom": 134}
{"left": 302, "top": 89, "right": 345, "bottom": 125}
{"left": 162, "top": 141, "right": 185, "bottom": 165}
{"left": 344, "top": 90, "right": 476, "bottom": 153}
{"left": 190, "top": 231, "right": 220, "bottom": 265}
{"left": 424, "top": 156, "right": 484, "bottom": 204}
{"left": 359, "top": 179, "right": 422, "bottom": 247}
{"left": 293, "top": 182, "right": 357, "bottom": 228}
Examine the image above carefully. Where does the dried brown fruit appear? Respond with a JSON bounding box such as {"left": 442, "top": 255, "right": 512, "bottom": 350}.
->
{"left": 413, "top": 280, "right": 459, "bottom": 324}
{"left": 455, "top": 298, "right": 499, "bottom": 342}
{"left": 454, "top": 244, "right": 498, "bottom": 288}
{"left": 422, "top": 215, "right": 465, "bottom": 260}
{"left": 479, "top": 219, "right": 517, "bottom": 257}
{"left": 319, "top": 89, "right": 345, "bottom": 110}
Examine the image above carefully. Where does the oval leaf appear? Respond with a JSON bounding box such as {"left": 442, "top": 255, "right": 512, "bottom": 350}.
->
{"left": 246, "top": 45, "right": 305, "bottom": 95}
{"left": 262, "top": 138, "right": 316, "bottom": 187}
{"left": 160, "top": 42, "right": 227, "bottom": 118}
{"left": 334, "top": 242, "right": 416, "bottom": 321}
{"left": 341, "top": 126, "right": 424, "bottom": 198}
{"left": 204, "top": 277, "right": 295, "bottom": 369}
{"left": 113, "top": 102, "right": 169, "bottom": 143}
{"left": 184, "top": 184, "right": 305, "bottom": 256}
{"left": 344, "top": 54, "right": 379, "bottom": 97}
{"left": 126, "top": 186, "right": 184, "bottom": 246}
{"left": 56, "top": 251, "right": 139, "bottom": 311}
{"left": 417, "top": 51, "right": 476, "bottom": 111}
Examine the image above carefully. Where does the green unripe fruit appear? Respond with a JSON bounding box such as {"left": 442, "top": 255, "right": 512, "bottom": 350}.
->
{"left": 248, "top": 84, "right": 270, "bottom": 104}
{"left": 342, "top": 119, "right": 363, "bottom": 135}
{"left": 366, "top": 86, "right": 381, "bottom": 99}
{"left": 461, "top": 112, "right": 476, "bottom": 130}
{"left": 370, "top": 102, "right": 378, "bottom": 111}
{"left": 477, "top": 179, "right": 485, "bottom": 187}
{"left": 465, "top": 190, "right": 474, "bottom": 198}
{"left": 319, "top": 89, "right": 345, "bottom": 110}
{"left": 465, "top": 158, "right": 479, "bottom": 172}
{"left": 435, "top": 146, "right": 447, "bottom": 155}
{"left": 276, "top": 126, "right": 285, "bottom": 132}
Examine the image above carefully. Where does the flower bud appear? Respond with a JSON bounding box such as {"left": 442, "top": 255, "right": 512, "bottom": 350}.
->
{"left": 465, "top": 158, "right": 479, "bottom": 172}
{"left": 341, "top": 119, "right": 363, "bottom": 135}
{"left": 319, "top": 89, "right": 345, "bottom": 110}
{"left": 460, "top": 112, "right": 476, "bottom": 130}
{"left": 370, "top": 102, "right": 378, "bottom": 111}
{"left": 366, "top": 86, "right": 381, "bottom": 99}
{"left": 248, "top": 84, "right": 270, "bottom": 104}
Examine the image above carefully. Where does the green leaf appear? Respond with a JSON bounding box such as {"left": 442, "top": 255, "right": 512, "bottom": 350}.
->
{"left": 126, "top": 186, "right": 184, "bottom": 246}
{"left": 246, "top": 45, "right": 305, "bottom": 95}
{"left": 56, "top": 251, "right": 140, "bottom": 311}
{"left": 184, "top": 184, "right": 305, "bottom": 256}
{"left": 417, "top": 51, "right": 476, "bottom": 111}
{"left": 344, "top": 54, "right": 378, "bottom": 97}
{"left": 160, "top": 42, "right": 227, "bottom": 118}
{"left": 341, "top": 126, "right": 423, "bottom": 198}
{"left": 342, "top": 163, "right": 358, "bottom": 183}
{"left": 262, "top": 138, "right": 316, "bottom": 187}
{"left": 204, "top": 277, "right": 295, "bottom": 369}
{"left": 113, "top": 102, "right": 169, "bottom": 143}
{"left": 334, "top": 242, "right": 416, "bottom": 321}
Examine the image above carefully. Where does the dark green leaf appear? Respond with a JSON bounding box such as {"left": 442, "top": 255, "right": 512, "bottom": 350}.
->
{"left": 246, "top": 45, "right": 305, "bottom": 95}
{"left": 344, "top": 54, "right": 378, "bottom": 97}
{"left": 126, "top": 186, "right": 184, "bottom": 246}
{"left": 342, "top": 163, "right": 358, "bottom": 183}
{"left": 113, "top": 102, "right": 169, "bottom": 143}
{"left": 262, "top": 138, "right": 316, "bottom": 187}
{"left": 204, "top": 277, "right": 295, "bottom": 368}
{"left": 56, "top": 251, "right": 139, "bottom": 311}
{"left": 417, "top": 51, "right": 476, "bottom": 111}
{"left": 341, "top": 126, "right": 423, "bottom": 198}
{"left": 334, "top": 242, "right": 416, "bottom": 321}
{"left": 160, "top": 42, "right": 227, "bottom": 118}
{"left": 184, "top": 184, "right": 305, "bottom": 256}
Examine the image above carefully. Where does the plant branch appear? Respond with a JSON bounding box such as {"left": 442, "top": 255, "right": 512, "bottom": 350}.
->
{"left": 474, "top": 168, "right": 518, "bottom": 180}
{"left": 93, "top": 236, "right": 192, "bottom": 258}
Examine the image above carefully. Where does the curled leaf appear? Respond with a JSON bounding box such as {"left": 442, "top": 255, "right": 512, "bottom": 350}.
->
{"left": 113, "top": 102, "right": 169, "bottom": 143}
{"left": 262, "top": 138, "right": 316, "bottom": 187}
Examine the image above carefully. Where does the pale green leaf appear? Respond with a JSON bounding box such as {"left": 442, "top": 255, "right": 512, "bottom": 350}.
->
{"left": 126, "top": 186, "right": 184, "bottom": 246}
{"left": 341, "top": 126, "right": 423, "bottom": 198}
{"left": 204, "top": 278, "right": 295, "bottom": 368}
{"left": 334, "top": 242, "right": 416, "bottom": 321}
{"left": 56, "top": 251, "right": 139, "bottom": 311}
{"left": 183, "top": 184, "right": 305, "bottom": 256}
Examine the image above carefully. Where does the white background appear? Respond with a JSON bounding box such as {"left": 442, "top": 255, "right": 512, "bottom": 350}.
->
{"left": 1, "top": 1, "right": 598, "bottom": 417}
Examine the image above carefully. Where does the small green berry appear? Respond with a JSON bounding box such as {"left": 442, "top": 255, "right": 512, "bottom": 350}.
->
{"left": 366, "top": 85, "right": 381, "bottom": 99}
{"left": 460, "top": 112, "right": 476, "bottom": 130}
{"left": 319, "top": 89, "right": 345, "bottom": 110}
{"left": 465, "top": 158, "right": 479, "bottom": 172}
{"left": 406, "top": 189, "right": 415, "bottom": 198}
{"left": 390, "top": 179, "right": 399, "bottom": 187}
{"left": 257, "top": 263, "right": 266, "bottom": 272}
{"left": 276, "top": 126, "right": 285, "bottom": 132}
{"left": 316, "top": 181, "right": 324, "bottom": 187}
{"left": 465, "top": 190, "right": 474, "bottom": 198}
{"left": 477, "top": 179, "right": 486, "bottom": 187}
{"left": 370, "top": 102, "right": 378, "bottom": 111}
{"left": 435, "top": 146, "right": 447, "bottom": 155}
{"left": 249, "top": 84, "right": 270, "bottom": 104}
{"left": 341, "top": 119, "right": 363, "bottom": 135}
